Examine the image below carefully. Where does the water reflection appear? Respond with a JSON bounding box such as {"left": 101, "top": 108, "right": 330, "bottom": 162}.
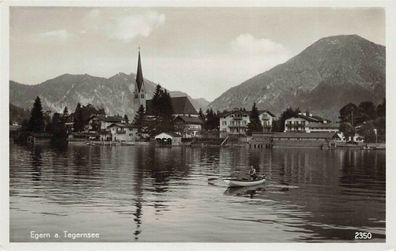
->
{"left": 224, "top": 185, "right": 266, "bottom": 199}
{"left": 10, "top": 144, "right": 385, "bottom": 242}
{"left": 31, "top": 146, "right": 43, "bottom": 182}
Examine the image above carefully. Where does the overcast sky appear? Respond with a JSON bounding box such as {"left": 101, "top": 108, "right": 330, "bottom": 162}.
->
{"left": 10, "top": 7, "right": 384, "bottom": 101}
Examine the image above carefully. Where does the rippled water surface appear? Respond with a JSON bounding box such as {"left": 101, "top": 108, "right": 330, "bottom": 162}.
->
{"left": 10, "top": 143, "right": 385, "bottom": 242}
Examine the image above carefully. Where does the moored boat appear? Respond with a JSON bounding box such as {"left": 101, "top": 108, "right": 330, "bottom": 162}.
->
{"left": 223, "top": 177, "right": 266, "bottom": 187}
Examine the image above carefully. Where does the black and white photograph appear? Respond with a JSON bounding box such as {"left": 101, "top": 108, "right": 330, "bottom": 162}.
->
{"left": 2, "top": 1, "right": 395, "bottom": 250}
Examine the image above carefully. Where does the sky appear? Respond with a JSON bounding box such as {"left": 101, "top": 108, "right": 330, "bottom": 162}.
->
{"left": 10, "top": 7, "right": 384, "bottom": 101}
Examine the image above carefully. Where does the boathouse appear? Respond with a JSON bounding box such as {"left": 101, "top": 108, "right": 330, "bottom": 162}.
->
{"left": 154, "top": 132, "right": 182, "bottom": 145}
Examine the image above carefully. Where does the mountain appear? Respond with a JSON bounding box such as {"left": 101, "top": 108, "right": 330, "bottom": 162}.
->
{"left": 209, "top": 34, "right": 385, "bottom": 121}
{"left": 10, "top": 73, "right": 208, "bottom": 118}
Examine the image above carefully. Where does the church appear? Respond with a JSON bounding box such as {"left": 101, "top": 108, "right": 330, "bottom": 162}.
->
{"left": 132, "top": 50, "right": 199, "bottom": 119}
{"left": 132, "top": 50, "right": 203, "bottom": 138}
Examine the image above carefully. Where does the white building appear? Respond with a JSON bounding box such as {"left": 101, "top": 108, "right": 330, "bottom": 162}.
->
{"left": 334, "top": 132, "right": 364, "bottom": 143}
{"left": 284, "top": 112, "right": 337, "bottom": 133}
{"left": 220, "top": 110, "right": 250, "bottom": 138}
{"left": 220, "top": 109, "right": 277, "bottom": 138}
{"left": 307, "top": 122, "right": 339, "bottom": 133}
{"left": 88, "top": 115, "right": 125, "bottom": 131}
{"left": 107, "top": 123, "right": 138, "bottom": 142}
{"left": 174, "top": 116, "right": 203, "bottom": 138}
{"left": 259, "top": 110, "right": 276, "bottom": 132}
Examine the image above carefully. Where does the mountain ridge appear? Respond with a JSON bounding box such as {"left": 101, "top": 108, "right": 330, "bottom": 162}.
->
{"left": 209, "top": 34, "right": 385, "bottom": 120}
{"left": 10, "top": 73, "right": 210, "bottom": 118}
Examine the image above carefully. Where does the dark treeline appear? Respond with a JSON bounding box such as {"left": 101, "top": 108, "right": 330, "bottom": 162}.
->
{"left": 15, "top": 96, "right": 108, "bottom": 144}
{"left": 339, "top": 99, "right": 385, "bottom": 142}
{"left": 202, "top": 108, "right": 220, "bottom": 130}
{"left": 132, "top": 84, "right": 174, "bottom": 137}
{"left": 73, "top": 103, "right": 106, "bottom": 132}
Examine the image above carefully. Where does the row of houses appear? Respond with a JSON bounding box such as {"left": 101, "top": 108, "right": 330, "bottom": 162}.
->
{"left": 219, "top": 110, "right": 340, "bottom": 137}
{"left": 219, "top": 109, "right": 367, "bottom": 147}
{"left": 68, "top": 51, "right": 359, "bottom": 145}
{"left": 67, "top": 95, "right": 205, "bottom": 143}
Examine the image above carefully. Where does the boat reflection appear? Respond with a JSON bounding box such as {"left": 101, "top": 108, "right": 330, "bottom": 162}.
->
{"left": 224, "top": 184, "right": 266, "bottom": 198}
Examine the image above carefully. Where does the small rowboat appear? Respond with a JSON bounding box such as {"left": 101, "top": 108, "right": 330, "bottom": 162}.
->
{"left": 223, "top": 177, "right": 266, "bottom": 187}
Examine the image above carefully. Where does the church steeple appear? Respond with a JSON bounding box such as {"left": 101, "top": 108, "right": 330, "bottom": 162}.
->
{"left": 135, "top": 48, "right": 144, "bottom": 92}
{"left": 133, "top": 48, "right": 146, "bottom": 113}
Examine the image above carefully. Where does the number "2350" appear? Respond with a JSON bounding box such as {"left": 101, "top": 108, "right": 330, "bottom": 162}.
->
{"left": 355, "top": 232, "right": 372, "bottom": 240}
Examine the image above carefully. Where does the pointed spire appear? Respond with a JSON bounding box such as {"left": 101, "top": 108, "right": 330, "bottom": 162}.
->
{"left": 136, "top": 47, "right": 144, "bottom": 92}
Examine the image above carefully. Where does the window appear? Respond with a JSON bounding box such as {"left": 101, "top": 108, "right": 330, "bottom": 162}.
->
{"left": 141, "top": 94, "right": 144, "bottom": 98}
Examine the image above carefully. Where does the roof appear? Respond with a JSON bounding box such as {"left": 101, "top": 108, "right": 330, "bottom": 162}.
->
{"left": 135, "top": 50, "right": 144, "bottom": 92}
{"left": 89, "top": 115, "right": 105, "bottom": 121}
{"left": 174, "top": 115, "right": 203, "bottom": 124}
{"left": 89, "top": 115, "right": 123, "bottom": 122}
{"left": 222, "top": 110, "right": 249, "bottom": 118}
{"left": 155, "top": 132, "right": 182, "bottom": 138}
{"left": 287, "top": 113, "right": 330, "bottom": 123}
{"left": 104, "top": 116, "right": 123, "bottom": 123}
{"left": 258, "top": 110, "right": 276, "bottom": 117}
{"left": 146, "top": 96, "right": 198, "bottom": 115}
{"left": 107, "top": 123, "right": 136, "bottom": 129}
{"left": 272, "top": 132, "right": 337, "bottom": 139}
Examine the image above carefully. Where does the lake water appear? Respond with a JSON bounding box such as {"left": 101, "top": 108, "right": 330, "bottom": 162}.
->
{"left": 10, "top": 143, "right": 385, "bottom": 242}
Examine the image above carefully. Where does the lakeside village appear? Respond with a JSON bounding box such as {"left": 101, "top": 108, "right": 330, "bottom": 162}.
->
{"left": 10, "top": 52, "right": 386, "bottom": 150}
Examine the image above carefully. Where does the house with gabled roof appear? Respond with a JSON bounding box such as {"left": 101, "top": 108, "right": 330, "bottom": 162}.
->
{"left": 259, "top": 110, "right": 276, "bottom": 132}
{"left": 107, "top": 123, "right": 137, "bottom": 142}
{"left": 87, "top": 115, "right": 126, "bottom": 131}
{"left": 284, "top": 112, "right": 336, "bottom": 133}
{"left": 219, "top": 109, "right": 250, "bottom": 138}
{"left": 174, "top": 115, "right": 203, "bottom": 138}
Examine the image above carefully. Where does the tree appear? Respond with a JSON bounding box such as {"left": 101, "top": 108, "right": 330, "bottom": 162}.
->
{"left": 376, "top": 98, "right": 385, "bottom": 117}
{"left": 198, "top": 108, "right": 205, "bottom": 123}
{"left": 28, "top": 96, "right": 45, "bottom": 133}
{"left": 124, "top": 114, "right": 129, "bottom": 124}
{"left": 247, "top": 103, "right": 263, "bottom": 134}
{"left": 357, "top": 121, "right": 377, "bottom": 143}
{"left": 73, "top": 103, "right": 105, "bottom": 132}
{"left": 339, "top": 103, "right": 365, "bottom": 125}
{"left": 340, "top": 122, "right": 355, "bottom": 141}
{"left": 272, "top": 107, "right": 300, "bottom": 132}
{"left": 205, "top": 108, "right": 219, "bottom": 130}
{"left": 50, "top": 112, "right": 68, "bottom": 142}
{"left": 148, "top": 87, "right": 174, "bottom": 134}
{"left": 358, "top": 101, "right": 376, "bottom": 120}
{"left": 151, "top": 84, "right": 163, "bottom": 115}
{"left": 133, "top": 105, "right": 146, "bottom": 134}
{"left": 63, "top": 106, "right": 69, "bottom": 117}
{"left": 73, "top": 103, "right": 84, "bottom": 132}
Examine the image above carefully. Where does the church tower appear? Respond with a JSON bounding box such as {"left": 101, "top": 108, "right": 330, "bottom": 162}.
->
{"left": 133, "top": 49, "right": 146, "bottom": 113}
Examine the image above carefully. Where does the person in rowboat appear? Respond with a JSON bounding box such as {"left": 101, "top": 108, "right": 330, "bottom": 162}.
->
{"left": 249, "top": 165, "right": 257, "bottom": 180}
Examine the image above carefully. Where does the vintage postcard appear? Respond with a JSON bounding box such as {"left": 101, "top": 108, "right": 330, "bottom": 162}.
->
{"left": 1, "top": 0, "right": 395, "bottom": 250}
